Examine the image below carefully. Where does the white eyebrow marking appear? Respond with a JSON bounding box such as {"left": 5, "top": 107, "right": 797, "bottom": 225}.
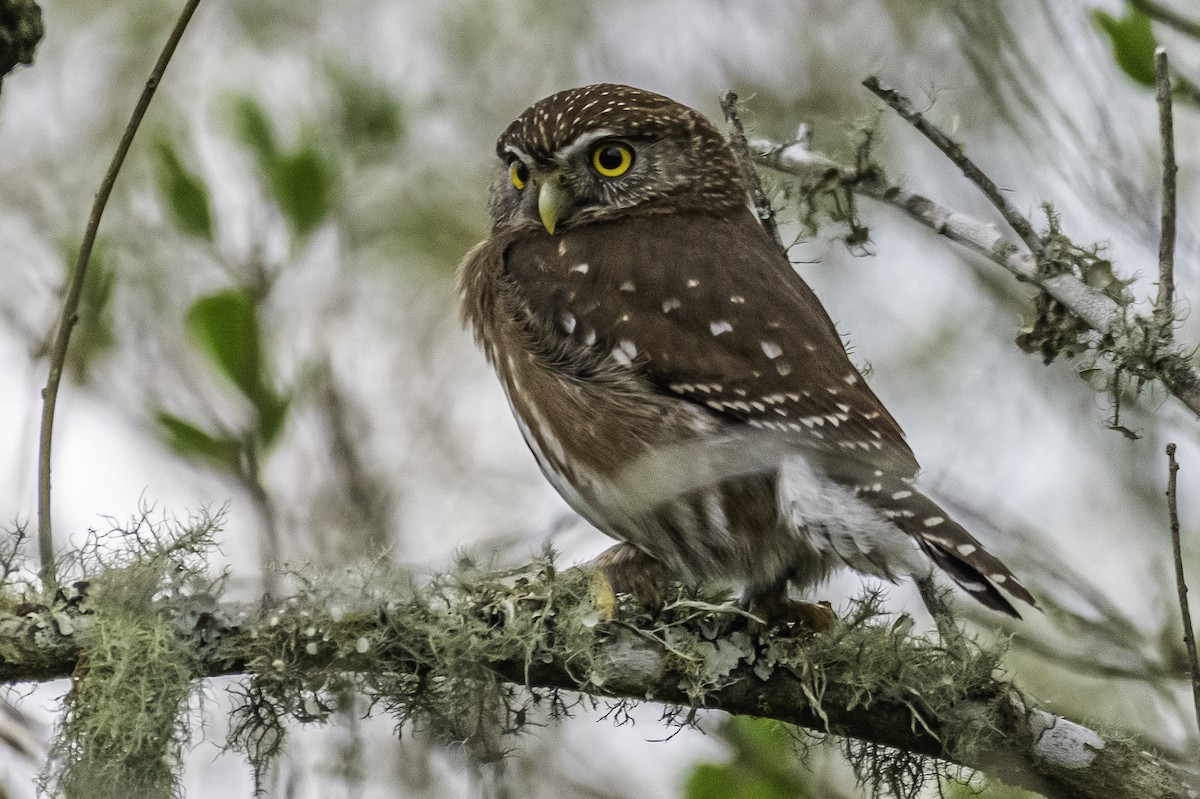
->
{"left": 502, "top": 144, "right": 530, "bottom": 161}
{"left": 553, "top": 128, "right": 619, "bottom": 162}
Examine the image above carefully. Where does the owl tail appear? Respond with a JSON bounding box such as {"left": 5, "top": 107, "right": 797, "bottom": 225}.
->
{"left": 857, "top": 481, "right": 1037, "bottom": 618}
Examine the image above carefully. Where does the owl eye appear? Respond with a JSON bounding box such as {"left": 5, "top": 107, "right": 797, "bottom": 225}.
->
{"left": 510, "top": 161, "right": 529, "bottom": 190}
{"left": 591, "top": 142, "right": 634, "bottom": 178}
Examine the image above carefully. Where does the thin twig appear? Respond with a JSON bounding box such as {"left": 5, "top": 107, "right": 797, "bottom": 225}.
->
{"left": 747, "top": 136, "right": 1200, "bottom": 419}
{"left": 1155, "top": 48, "right": 1178, "bottom": 336}
{"left": 862, "top": 76, "right": 1043, "bottom": 257}
{"left": 720, "top": 91, "right": 784, "bottom": 249}
{"left": 1166, "top": 443, "right": 1200, "bottom": 742}
{"left": 35, "top": 0, "right": 202, "bottom": 588}
{"left": 1130, "top": 0, "right": 1200, "bottom": 41}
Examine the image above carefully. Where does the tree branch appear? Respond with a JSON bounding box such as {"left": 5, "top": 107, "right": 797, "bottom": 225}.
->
{"left": 720, "top": 91, "right": 784, "bottom": 249}
{"left": 2, "top": 565, "right": 1196, "bottom": 799}
{"left": 35, "top": 0, "right": 201, "bottom": 588}
{"left": 744, "top": 135, "right": 1200, "bottom": 419}
{"left": 1155, "top": 48, "right": 1178, "bottom": 337}
{"left": 1166, "top": 444, "right": 1200, "bottom": 741}
{"left": 862, "top": 76, "right": 1042, "bottom": 256}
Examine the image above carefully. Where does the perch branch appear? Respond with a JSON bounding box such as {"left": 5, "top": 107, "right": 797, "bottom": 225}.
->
{"left": 721, "top": 91, "right": 784, "bottom": 248}
{"left": 0, "top": 581, "right": 1195, "bottom": 799}
{"left": 1166, "top": 444, "right": 1200, "bottom": 740}
{"left": 35, "top": 0, "right": 202, "bottom": 588}
{"left": 1155, "top": 48, "right": 1178, "bottom": 336}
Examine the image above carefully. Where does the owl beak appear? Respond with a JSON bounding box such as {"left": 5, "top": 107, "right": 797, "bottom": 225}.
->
{"left": 537, "top": 179, "right": 569, "bottom": 235}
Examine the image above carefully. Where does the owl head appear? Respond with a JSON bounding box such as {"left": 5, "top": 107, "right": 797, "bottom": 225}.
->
{"left": 488, "top": 84, "right": 748, "bottom": 235}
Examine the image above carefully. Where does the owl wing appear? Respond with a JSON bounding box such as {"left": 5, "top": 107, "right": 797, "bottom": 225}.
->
{"left": 504, "top": 210, "right": 918, "bottom": 476}
{"left": 504, "top": 210, "right": 1035, "bottom": 615}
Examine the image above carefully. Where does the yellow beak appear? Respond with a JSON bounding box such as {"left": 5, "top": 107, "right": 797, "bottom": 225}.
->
{"left": 538, "top": 180, "right": 569, "bottom": 235}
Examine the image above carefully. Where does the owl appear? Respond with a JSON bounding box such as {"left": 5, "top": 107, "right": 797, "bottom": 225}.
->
{"left": 458, "top": 83, "right": 1035, "bottom": 625}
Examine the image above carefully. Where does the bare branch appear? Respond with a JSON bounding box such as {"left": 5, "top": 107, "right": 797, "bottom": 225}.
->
{"left": 35, "top": 0, "right": 202, "bottom": 588}
{"left": 1155, "top": 48, "right": 1178, "bottom": 336}
{"left": 745, "top": 137, "right": 1200, "bottom": 419}
{"left": 1166, "top": 443, "right": 1200, "bottom": 741}
{"left": 862, "top": 76, "right": 1043, "bottom": 256}
{"left": 720, "top": 91, "right": 784, "bottom": 249}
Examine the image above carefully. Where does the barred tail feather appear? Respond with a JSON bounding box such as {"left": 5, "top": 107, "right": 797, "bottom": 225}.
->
{"left": 854, "top": 478, "right": 1037, "bottom": 617}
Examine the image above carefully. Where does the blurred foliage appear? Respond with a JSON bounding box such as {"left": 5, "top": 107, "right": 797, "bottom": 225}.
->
{"left": 155, "top": 140, "right": 214, "bottom": 242}
{"left": 155, "top": 411, "right": 242, "bottom": 473}
{"left": 941, "top": 778, "right": 1042, "bottom": 799}
{"left": 684, "top": 717, "right": 817, "bottom": 799}
{"left": 1093, "top": 6, "right": 1158, "bottom": 87}
{"left": 1094, "top": 3, "right": 1198, "bottom": 98}
{"left": 326, "top": 62, "right": 405, "bottom": 156}
{"left": 186, "top": 289, "right": 265, "bottom": 405}
{"left": 63, "top": 237, "right": 117, "bottom": 384}
{"left": 232, "top": 95, "right": 338, "bottom": 239}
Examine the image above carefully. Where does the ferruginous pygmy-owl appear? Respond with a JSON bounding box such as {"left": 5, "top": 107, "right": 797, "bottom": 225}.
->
{"left": 459, "top": 83, "right": 1035, "bottom": 622}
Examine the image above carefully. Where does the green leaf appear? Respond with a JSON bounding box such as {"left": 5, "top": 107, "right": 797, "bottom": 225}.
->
{"left": 155, "top": 411, "right": 241, "bottom": 470}
{"left": 186, "top": 289, "right": 262, "bottom": 401}
{"left": 256, "top": 389, "right": 291, "bottom": 449}
{"left": 64, "top": 237, "right": 117, "bottom": 383}
{"left": 327, "top": 63, "right": 405, "bottom": 151}
{"left": 268, "top": 142, "right": 337, "bottom": 237}
{"left": 231, "top": 96, "right": 278, "bottom": 172}
{"left": 1093, "top": 8, "right": 1158, "bottom": 87}
{"left": 155, "top": 141, "right": 214, "bottom": 241}
{"left": 684, "top": 764, "right": 789, "bottom": 799}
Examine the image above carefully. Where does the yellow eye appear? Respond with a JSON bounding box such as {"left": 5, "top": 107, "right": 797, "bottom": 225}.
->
{"left": 510, "top": 161, "right": 529, "bottom": 190}
{"left": 591, "top": 142, "right": 634, "bottom": 177}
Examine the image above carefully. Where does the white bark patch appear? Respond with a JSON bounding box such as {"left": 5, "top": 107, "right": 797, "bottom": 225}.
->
{"left": 1029, "top": 710, "right": 1104, "bottom": 769}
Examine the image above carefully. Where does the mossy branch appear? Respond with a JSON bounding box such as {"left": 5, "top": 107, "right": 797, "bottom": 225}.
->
{"left": 1, "top": 536, "right": 1195, "bottom": 799}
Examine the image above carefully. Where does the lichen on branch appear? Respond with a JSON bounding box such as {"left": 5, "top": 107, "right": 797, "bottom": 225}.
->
{"left": 0, "top": 516, "right": 1194, "bottom": 799}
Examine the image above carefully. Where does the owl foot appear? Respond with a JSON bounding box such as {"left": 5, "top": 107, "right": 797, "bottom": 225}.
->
{"left": 746, "top": 590, "right": 837, "bottom": 635}
{"left": 588, "top": 543, "right": 668, "bottom": 614}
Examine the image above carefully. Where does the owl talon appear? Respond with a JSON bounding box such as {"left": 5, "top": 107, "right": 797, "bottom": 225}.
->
{"left": 747, "top": 593, "right": 837, "bottom": 635}
{"left": 589, "top": 543, "right": 667, "bottom": 611}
